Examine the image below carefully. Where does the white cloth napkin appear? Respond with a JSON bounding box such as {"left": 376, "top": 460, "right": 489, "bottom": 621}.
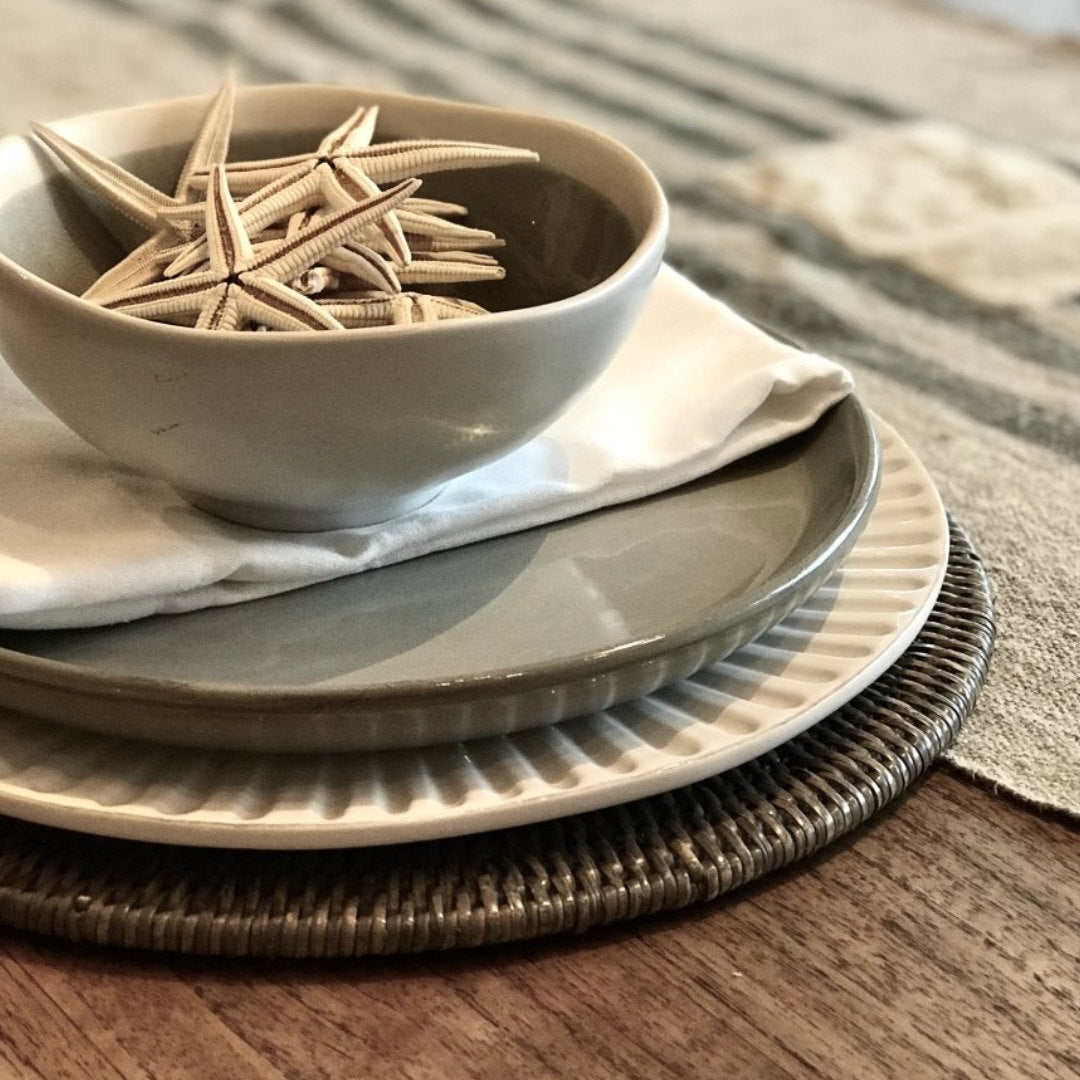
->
{"left": 0, "top": 266, "right": 853, "bottom": 629}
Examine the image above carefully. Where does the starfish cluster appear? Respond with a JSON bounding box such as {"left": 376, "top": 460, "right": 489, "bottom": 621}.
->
{"left": 32, "top": 81, "right": 539, "bottom": 331}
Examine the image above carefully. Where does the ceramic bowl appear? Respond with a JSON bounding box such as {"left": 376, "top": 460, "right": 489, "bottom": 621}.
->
{"left": 0, "top": 85, "right": 667, "bottom": 530}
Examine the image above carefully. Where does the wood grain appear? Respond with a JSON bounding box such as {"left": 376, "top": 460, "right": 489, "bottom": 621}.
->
{"left": 0, "top": 769, "right": 1075, "bottom": 1080}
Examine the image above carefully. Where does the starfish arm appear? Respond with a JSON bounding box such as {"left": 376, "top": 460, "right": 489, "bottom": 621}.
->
{"left": 247, "top": 227, "right": 288, "bottom": 241}
{"left": 244, "top": 177, "right": 421, "bottom": 283}
{"left": 316, "top": 292, "right": 488, "bottom": 328}
{"left": 327, "top": 161, "right": 412, "bottom": 265}
{"left": 404, "top": 197, "right": 469, "bottom": 217}
{"left": 343, "top": 140, "right": 539, "bottom": 183}
{"left": 81, "top": 233, "right": 187, "bottom": 301}
{"left": 204, "top": 164, "right": 255, "bottom": 276}
{"left": 183, "top": 104, "right": 379, "bottom": 193}
{"left": 405, "top": 233, "right": 505, "bottom": 254}
{"left": 313, "top": 162, "right": 358, "bottom": 214}
{"left": 236, "top": 276, "right": 345, "bottom": 331}
{"left": 397, "top": 209, "right": 495, "bottom": 238}
{"left": 174, "top": 76, "right": 237, "bottom": 204}
{"left": 413, "top": 295, "right": 441, "bottom": 323}
{"left": 162, "top": 163, "right": 323, "bottom": 278}
{"left": 160, "top": 160, "right": 319, "bottom": 230}
{"left": 194, "top": 284, "right": 241, "bottom": 331}
{"left": 247, "top": 239, "right": 289, "bottom": 259}
{"left": 98, "top": 271, "right": 221, "bottom": 322}
{"left": 402, "top": 293, "right": 488, "bottom": 322}
{"left": 284, "top": 208, "right": 316, "bottom": 240}
{"left": 318, "top": 104, "right": 379, "bottom": 156}
{"left": 320, "top": 242, "right": 401, "bottom": 293}
{"left": 396, "top": 251, "right": 505, "bottom": 285}
{"left": 314, "top": 295, "right": 398, "bottom": 328}
{"left": 31, "top": 124, "right": 180, "bottom": 233}
{"left": 189, "top": 152, "right": 320, "bottom": 195}
{"left": 397, "top": 210, "right": 503, "bottom": 251}
{"left": 234, "top": 162, "right": 324, "bottom": 230}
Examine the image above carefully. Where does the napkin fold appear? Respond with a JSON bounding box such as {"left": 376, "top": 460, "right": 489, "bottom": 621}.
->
{"left": 0, "top": 266, "right": 853, "bottom": 630}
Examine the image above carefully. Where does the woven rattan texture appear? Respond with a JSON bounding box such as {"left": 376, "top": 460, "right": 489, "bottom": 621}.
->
{"left": 0, "top": 519, "right": 993, "bottom": 958}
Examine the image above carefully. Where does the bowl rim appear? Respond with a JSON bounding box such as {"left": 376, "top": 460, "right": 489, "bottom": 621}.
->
{"left": 0, "top": 83, "right": 669, "bottom": 344}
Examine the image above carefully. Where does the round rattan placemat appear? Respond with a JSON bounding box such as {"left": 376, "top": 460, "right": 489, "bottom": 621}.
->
{"left": 0, "top": 519, "right": 993, "bottom": 958}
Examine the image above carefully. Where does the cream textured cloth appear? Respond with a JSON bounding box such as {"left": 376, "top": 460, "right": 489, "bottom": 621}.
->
{"left": 0, "top": 266, "right": 852, "bottom": 629}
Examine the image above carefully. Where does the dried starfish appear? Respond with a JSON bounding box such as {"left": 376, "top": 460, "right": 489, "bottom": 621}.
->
{"left": 265, "top": 202, "right": 504, "bottom": 300}
{"left": 180, "top": 106, "right": 411, "bottom": 263}
{"left": 39, "top": 88, "right": 536, "bottom": 331}
{"left": 269, "top": 205, "right": 403, "bottom": 295}
{"left": 169, "top": 105, "right": 534, "bottom": 280}
{"left": 195, "top": 104, "right": 381, "bottom": 195}
{"left": 32, "top": 78, "right": 237, "bottom": 300}
{"left": 160, "top": 160, "right": 410, "bottom": 281}
{"left": 99, "top": 165, "right": 420, "bottom": 331}
{"left": 273, "top": 204, "right": 504, "bottom": 294}
{"left": 188, "top": 103, "right": 539, "bottom": 196}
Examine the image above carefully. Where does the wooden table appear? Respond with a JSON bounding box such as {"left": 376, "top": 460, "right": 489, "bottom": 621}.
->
{"left": 1, "top": 769, "right": 1075, "bottom": 1080}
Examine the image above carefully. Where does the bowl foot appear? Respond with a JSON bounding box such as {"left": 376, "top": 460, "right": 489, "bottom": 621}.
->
{"left": 178, "top": 486, "right": 444, "bottom": 532}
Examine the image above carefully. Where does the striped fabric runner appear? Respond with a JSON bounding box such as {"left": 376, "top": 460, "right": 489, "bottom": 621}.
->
{"left": 2, "top": 0, "right": 1078, "bottom": 816}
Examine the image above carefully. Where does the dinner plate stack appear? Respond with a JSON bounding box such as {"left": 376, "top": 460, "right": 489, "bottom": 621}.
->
{"left": 0, "top": 370, "right": 993, "bottom": 955}
{"left": 0, "top": 392, "right": 953, "bottom": 847}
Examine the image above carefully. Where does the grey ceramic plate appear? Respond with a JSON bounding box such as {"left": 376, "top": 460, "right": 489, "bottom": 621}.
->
{"left": 0, "top": 396, "right": 879, "bottom": 753}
